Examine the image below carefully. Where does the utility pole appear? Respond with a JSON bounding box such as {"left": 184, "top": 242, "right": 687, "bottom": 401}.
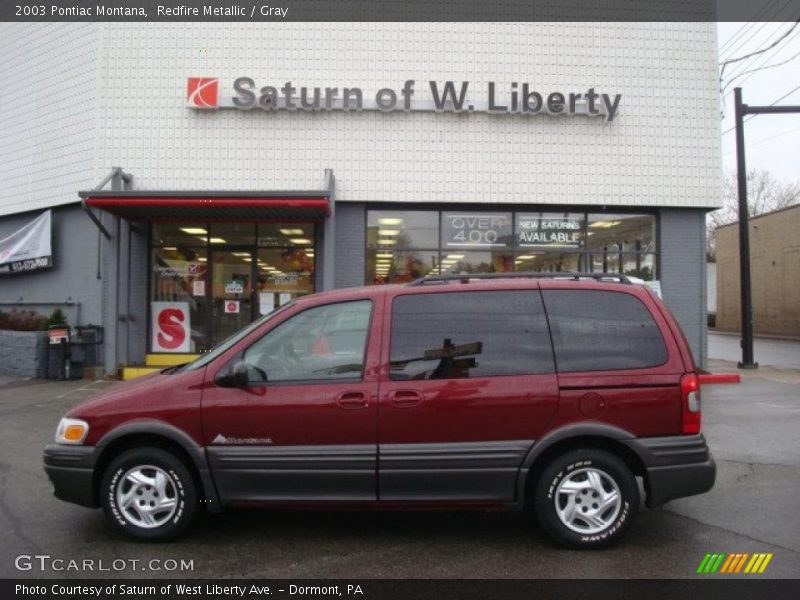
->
{"left": 732, "top": 87, "right": 800, "bottom": 369}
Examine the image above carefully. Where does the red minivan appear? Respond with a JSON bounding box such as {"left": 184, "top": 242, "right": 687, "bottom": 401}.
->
{"left": 44, "top": 273, "right": 716, "bottom": 548}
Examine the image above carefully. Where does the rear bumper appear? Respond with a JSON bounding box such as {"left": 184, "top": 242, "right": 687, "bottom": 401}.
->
{"left": 623, "top": 434, "right": 716, "bottom": 508}
{"left": 43, "top": 444, "right": 99, "bottom": 508}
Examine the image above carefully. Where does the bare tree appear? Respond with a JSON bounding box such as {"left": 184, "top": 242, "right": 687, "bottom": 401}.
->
{"left": 707, "top": 169, "right": 800, "bottom": 258}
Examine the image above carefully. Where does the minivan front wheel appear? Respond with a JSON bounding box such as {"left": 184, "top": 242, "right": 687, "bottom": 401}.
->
{"left": 534, "top": 449, "right": 639, "bottom": 549}
{"left": 100, "top": 447, "right": 197, "bottom": 541}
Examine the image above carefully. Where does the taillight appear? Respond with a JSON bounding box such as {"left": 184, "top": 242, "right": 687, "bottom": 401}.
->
{"left": 681, "top": 373, "right": 701, "bottom": 434}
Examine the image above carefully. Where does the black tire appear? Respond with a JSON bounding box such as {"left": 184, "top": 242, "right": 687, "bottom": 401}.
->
{"left": 100, "top": 447, "right": 197, "bottom": 541}
{"left": 533, "top": 448, "right": 639, "bottom": 549}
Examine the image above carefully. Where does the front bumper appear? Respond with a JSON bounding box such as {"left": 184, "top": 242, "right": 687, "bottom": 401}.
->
{"left": 43, "top": 444, "right": 100, "bottom": 508}
{"left": 624, "top": 434, "right": 717, "bottom": 508}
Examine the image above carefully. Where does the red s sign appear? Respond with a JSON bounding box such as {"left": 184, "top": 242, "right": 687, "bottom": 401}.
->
{"left": 157, "top": 308, "right": 186, "bottom": 350}
{"left": 151, "top": 302, "right": 191, "bottom": 353}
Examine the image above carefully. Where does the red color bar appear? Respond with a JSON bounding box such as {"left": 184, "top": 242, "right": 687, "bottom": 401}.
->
{"left": 698, "top": 373, "right": 741, "bottom": 385}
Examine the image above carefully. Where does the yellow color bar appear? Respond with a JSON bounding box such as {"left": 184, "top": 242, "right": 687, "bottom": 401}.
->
{"left": 758, "top": 554, "right": 773, "bottom": 573}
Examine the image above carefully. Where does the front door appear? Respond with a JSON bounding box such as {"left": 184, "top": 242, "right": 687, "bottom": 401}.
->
{"left": 203, "top": 297, "right": 381, "bottom": 503}
{"left": 377, "top": 289, "right": 559, "bottom": 503}
{"left": 209, "top": 247, "right": 255, "bottom": 344}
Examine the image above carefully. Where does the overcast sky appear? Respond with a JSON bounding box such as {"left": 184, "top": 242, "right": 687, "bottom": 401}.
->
{"left": 717, "top": 22, "right": 800, "bottom": 184}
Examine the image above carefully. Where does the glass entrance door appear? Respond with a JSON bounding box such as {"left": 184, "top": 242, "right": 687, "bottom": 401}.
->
{"left": 210, "top": 248, "right": 255, "bottom": 345}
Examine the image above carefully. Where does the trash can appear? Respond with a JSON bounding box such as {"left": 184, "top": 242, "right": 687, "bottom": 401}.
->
{"left": 47, "top": 326, "right": 69, "bottom": 380}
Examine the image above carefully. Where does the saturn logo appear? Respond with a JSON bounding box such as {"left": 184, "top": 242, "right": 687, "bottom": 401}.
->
{"left": 187, "top": 77, "right": 219, "bottom": 108}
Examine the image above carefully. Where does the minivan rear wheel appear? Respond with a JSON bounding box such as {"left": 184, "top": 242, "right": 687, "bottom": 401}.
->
{"left": 100, "top": 447, "right": 197, "bottom": 541}
{"left": 533, "top": 449, "right": 639, "bottom": 549}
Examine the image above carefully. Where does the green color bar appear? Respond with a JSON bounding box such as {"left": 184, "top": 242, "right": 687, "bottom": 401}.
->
{"left": 710, "top": 553, "right": 727, "bottom": 573}
{"left": 697, "top": 554, "right": 712, "bottom": 574}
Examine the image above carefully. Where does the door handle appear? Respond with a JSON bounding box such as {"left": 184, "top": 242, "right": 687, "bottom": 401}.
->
{"left": 390, "top": 390, "right": 424, "bottom": 408}
{"left": 336, "top": 391, "right": 369, "bottom": 409}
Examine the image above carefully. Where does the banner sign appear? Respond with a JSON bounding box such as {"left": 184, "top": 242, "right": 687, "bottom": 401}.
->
{"left": 443, "top": 213, "right": 512, "bottom": 248}
{"left": 0, "top": 210, "right": 53, "bottom": 275}
{"left": 151, "top": 302, "right": 191, "bottom": 353}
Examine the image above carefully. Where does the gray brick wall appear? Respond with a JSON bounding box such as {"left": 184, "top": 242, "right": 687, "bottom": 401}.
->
{"left": 334, "top": 203, "right": 366, "bottom": 289}
{"left": 0, "top": 205, "right": 103, "bottom": 332}
{"left": 659, "top": 208, "right": 708, "bottom": 368}
{"left": 0, "top": 330, "right": 48, "bottom": 378}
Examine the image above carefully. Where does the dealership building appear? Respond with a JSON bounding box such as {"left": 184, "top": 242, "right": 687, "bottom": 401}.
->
{"left": 0, "top": 22, "right": 720, "bottom": 376}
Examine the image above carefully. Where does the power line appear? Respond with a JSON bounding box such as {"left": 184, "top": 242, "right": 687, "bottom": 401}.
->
{"left": 723, "top": 122, "right": 800, "bottom": 155}
{"left": 722, "top": 42, "right": 800, "bottom": 94}
{"left": 719, "top": 20, "right": 799, "bottom": 80}
{"left": 719, "top": 0, "right": 785, "bottom": 61}
{"left": 723, "top": 14, "right": 800, "bottom": 81}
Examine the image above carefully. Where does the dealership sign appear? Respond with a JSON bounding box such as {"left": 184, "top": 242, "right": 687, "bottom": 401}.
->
{"left": 187, "top": 77, "right": 622, "bottom": 122}
{"left": 0, "top": 210, "right": 53, "bottom": 275}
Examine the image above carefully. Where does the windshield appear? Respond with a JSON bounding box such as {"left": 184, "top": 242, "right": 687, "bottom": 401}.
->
{"left": 176, "top": 302, "right": 295, "bottom": 373}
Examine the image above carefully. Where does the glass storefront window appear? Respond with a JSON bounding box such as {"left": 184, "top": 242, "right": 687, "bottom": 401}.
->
{"left": 587, "top": 214, "right": 655, "bottom": 253}
{"left": 439, "top": 250, "right": 513, "bottom": 274}
{"left": 150, "top": 222, "right": 316, "bottom": 351}
{"left": 258, "top": 223, "right": 315, "bottom": 248}
{"left": 151, "top": 247, "right": 209, "bottom": 352}
{"left": 515, "top": 252, "right": 583, "bottom": 272}
{"left": 152, "top": 223, "right": 208, "bottom": 247}
{"left": 367, "top": 211, "right": 439, "bottom": 249}
{"left": 209, "top": 223, "right": 256, "bottom": 246}
{"left": 256, "top": 248, "right": 315, "bottom": 313}
{"left": 366, "top": 249, "right": 438, "bottom": 284}
{"left": 442, "top": 212, "right": 513, "bottom": 250}
{"left": 365, "top": 210, "right": 658, "bottom": 285}
{"left": 516, "top": 212, "right": 585, "bottom": 250}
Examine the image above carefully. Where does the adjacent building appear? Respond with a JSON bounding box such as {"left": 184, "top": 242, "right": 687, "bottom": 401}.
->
{"left": 715, "top": 204, "right": 800, "bottom": 337}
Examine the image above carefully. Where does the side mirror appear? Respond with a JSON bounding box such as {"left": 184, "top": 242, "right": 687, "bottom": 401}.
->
{"left": 232, "top": 361, "right": 250, "bottom": 388}
{"left": 215, "top": 360, "right": 268, "bottom": 388}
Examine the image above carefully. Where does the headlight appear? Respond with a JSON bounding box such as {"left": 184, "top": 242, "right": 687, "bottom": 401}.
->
{"left": 54, "top": 418, "right": 89, "bottom": 445}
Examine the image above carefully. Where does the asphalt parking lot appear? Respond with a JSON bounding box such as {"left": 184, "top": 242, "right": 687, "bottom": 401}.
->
{"left": 1, "top": 361, "right": 799, "bottom": 580}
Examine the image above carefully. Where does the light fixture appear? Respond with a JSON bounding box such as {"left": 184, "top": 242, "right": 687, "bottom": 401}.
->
{"left": 516, "top": 255, "right": 535, "bottom": 260}
{"left": 378, "top": 218, "right": 403, "bottom": 226}
{"left": 242, "top": 258, "right": 252, "bottom": 262}
{"left": 180, "top": 227, "right": 207, "bottom": 235}
{"left": 162, "top": 246, "right": 177, "bottom": 251}
{"left": 379, "top": 229, "right": 400, "bottom": 236}
{"left": 376, "top": 253, "right": 393, "bottom": 259}
{"left": 209, "top": 237, "right": 226, "bottom": 244}
{"left": 289, "top": 238, "right": 312, "bottom": 245}
{"left": 445, "top": 254, "right": 465, "bottom": 260}
{"left": 377, "top": 239, "right": 396, "bottom": 245}
{"left": 589, "top": 221, "right": 620, "bottom": 229}
{"left": 197, "top": 257, "right": 207, "bottom": 262}
{"left": 232, "top": 252, "right": 251, "bottom": 257}
{"left": 280, "top": 228, "right": 304, "bottom": 235}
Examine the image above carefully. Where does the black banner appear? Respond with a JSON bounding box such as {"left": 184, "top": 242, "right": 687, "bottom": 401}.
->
{"left": 2, "top": 0, "right": 800, "bottom": 22}
{"left": 4, "top": 579, "right": 800, "bottom": 600}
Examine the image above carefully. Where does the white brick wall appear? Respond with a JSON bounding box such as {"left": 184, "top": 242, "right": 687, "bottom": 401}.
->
{"left": 1, "top": 22, "right": 722, "bottom": 217}
{"left": 0, "top": 23, "right": 100, "bottom": 217}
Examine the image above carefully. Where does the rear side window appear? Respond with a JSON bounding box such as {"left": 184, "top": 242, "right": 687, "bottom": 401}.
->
{"left": 390, "top": 290, "right": 554, "bottom": 380}
{"left": 542, "top": 290, "right": 668, "bottom": 372}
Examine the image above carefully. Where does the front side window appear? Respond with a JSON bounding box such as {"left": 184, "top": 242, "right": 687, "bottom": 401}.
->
{"left": 242, "top": 300, "right": 372, "bottom": 383}
{"left": 542, "top": 290, "right": 667, "bottom": 372}
{"left": 389, "top": 291, "right": 554, "bottom": 380}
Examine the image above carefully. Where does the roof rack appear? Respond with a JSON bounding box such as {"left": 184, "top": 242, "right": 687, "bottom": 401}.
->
{"left": 407, "top": 271, "right": 633, "bottom": 286}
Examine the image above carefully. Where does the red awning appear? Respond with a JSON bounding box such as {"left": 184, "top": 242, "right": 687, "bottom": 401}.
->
{"left": 81, "top": 194, "right": 330, "bottom": 222}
